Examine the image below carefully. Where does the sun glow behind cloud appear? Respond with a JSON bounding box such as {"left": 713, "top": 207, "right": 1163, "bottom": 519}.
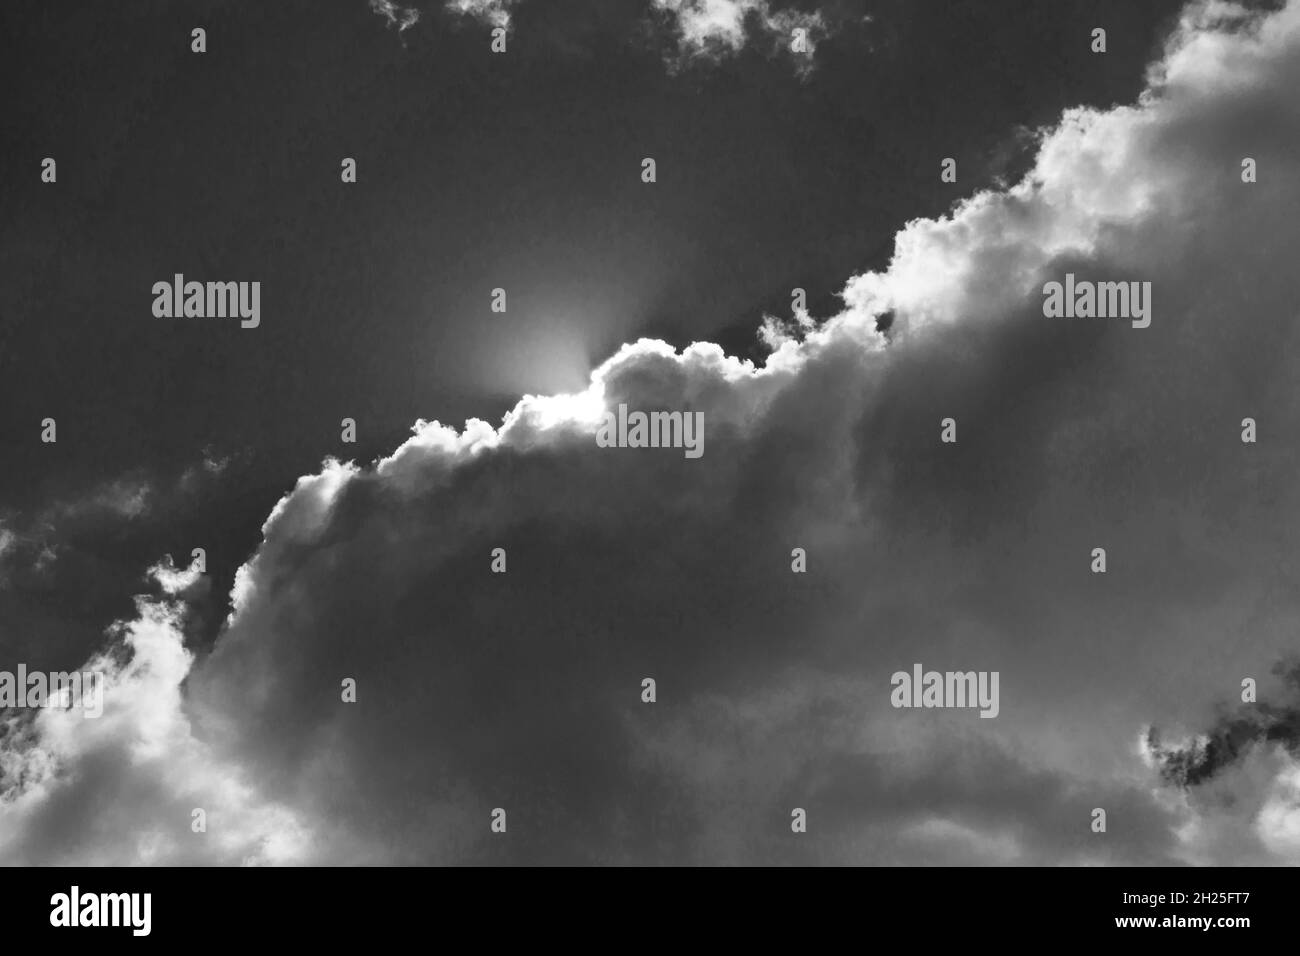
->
{"left": 7, "top": 0, "right": 1300, "bottom": 866}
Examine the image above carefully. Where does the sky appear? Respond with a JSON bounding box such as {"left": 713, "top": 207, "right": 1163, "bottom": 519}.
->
{"left": 2, "top": 0, "right": 1299, "bottom": 865}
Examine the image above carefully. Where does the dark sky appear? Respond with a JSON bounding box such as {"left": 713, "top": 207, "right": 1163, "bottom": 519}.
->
{"left": 0, "top": 0, "right": 1185, "bottom": 672}
{"left": 8, "top": 0, "right": 1297, "bottom": 866}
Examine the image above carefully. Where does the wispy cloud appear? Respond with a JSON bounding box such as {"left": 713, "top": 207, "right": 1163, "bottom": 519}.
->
{"left": 369, "top": 0, "right": 858, "bottom": 72}
{"left": 651, "top": 0, "right": 846, "bottom": 74}
{"left": 369, "top": 0, "right": 421, "bottom": 32}
{"left": 445, "top": 0, "right": 520, "bottom": 30}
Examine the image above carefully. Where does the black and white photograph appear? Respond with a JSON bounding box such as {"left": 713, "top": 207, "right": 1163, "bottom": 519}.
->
{"left": 1, "top": 0, "right": 1297, "bottom": 937}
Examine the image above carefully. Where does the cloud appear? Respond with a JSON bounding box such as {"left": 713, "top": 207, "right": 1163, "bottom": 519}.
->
{"left": 651, "top": 0, "right": 845, "bottom": 73}
{"left": 444, "top": 0, "right": 520, "bottom": 30}
{"left": 0, "top": 560, "right": 309, "bottom": 865}
{"left": 1144, "top": 662, "right": 1300, "bottom": 789}
{"left": 6, "top": 0, "right": 1300, "bottom": 864}
{"left": 369, "top": 0, "right": 857, "bottom": 71}
{"left": 53, "top": 477, "right": 152, "bottom": 521}
{"left": 1140, "top": 661, "right": 1300, "bottom": 863}
{"left": 0, "top": 522, "right": 55, "bottom": 590}
{"left": 369, "top": 0, "right": 421, "bottom": 32}
{"left": 0, "top": 452, "right": 237, "bottom": 589}
{"left": 178, "top": 450, "right": 232, "bottom": 495}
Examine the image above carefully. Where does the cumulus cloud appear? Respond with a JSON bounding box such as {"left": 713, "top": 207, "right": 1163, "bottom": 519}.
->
{"left": 0, "top": 559, "right": 308, "bottom": 865}
{"left": 6, "top": 0, "right": 1300, "bottom": 864}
